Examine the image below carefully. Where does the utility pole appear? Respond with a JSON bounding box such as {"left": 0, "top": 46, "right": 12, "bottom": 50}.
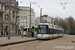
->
{"left": 3, "top": 5, "right": 5, "bottom": 36}
{"left": 29, "top": 2, "right": 31, "bottom": 36}
{"left": 40, "top": 8, "right": 42, "bottom": 23}
{"left": 8, "top": 0, "right": 11, "bottom": 39}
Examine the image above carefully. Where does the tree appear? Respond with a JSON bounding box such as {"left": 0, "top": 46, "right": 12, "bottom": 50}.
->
{"left": 59, "top": 18, "right": 68, "bottom": 33}
{"left": 67, "top": 16, "right": 75, "bottom": 34}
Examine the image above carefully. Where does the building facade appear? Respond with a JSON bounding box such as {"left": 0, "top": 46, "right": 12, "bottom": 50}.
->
{"left": 0, "top": 0, "right": 19, "bottom": 35}
{"left": 35, "top": 15, "right": 52, "bottom": 26}
{"left": 18, "top": 6, "right": 35, "bottom": 29}
{"left": 0, "top": 0, "right": 5, "bottom": 33}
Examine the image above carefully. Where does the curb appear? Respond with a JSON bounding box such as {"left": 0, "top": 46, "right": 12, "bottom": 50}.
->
{"left": 0, "top": 39, "right": 37, "bottom": 47}
{"left": 0, "top": 35, "right": 21, "bottom": 37}
{"left": 72, "top": 40, "right": 75, "bottom": 43}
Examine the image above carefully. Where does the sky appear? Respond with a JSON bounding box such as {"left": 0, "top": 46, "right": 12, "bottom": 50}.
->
{"left": 18, "top": 0, "right": 75, "bottom": 19}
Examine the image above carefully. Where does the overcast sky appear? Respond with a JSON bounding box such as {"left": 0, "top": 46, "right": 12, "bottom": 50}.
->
{"left": 18, "top": 0, "right": 75, "bottom": 19}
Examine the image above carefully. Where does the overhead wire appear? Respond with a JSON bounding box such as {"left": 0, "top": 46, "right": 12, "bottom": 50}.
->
{"left": 59, "top": 0, "right": 71, "bottom": 17}
{"left": 65, "top": 9, "right": 74, "bottom": 13}
{"left": 59, "top": 0, "right": 68, "bottom": 9}
{"left": 64, "top": 9, "right": 69, "bottom": 16}
{"left": 32, "top": 0, "right": 50, "bottom": 15}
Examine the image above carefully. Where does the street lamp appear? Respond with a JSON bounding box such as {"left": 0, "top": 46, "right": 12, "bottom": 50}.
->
{"left": 29, "top": 2, "right": 37, "bottom": 37}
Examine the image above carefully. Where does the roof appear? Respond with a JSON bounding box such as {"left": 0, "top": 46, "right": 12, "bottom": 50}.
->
{"left": 39, "top": 23, "right": 64, "bottom": 30}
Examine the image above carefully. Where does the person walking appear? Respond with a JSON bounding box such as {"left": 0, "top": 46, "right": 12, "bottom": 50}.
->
{"left": 32, "top": 29, "right": 34, "bottom": 37}
{"left": 6, "top": 31, "right": 8, "bottom": 36}
{"left": 32, "top": 32, "right": 34, "bottom": 37}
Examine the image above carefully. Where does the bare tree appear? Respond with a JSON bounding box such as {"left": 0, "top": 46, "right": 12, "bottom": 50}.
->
{"left": 59, "top": 18, "right": 68, "bottom": 33}
{"left": 67, "top": 16, "right": 75, "bottom": 34}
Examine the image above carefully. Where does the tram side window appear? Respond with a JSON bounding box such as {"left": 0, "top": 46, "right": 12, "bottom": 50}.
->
{"left": 56, "top": 30, "right": 57, "bottom": 34}
{"left": 58, "top": 30, "right": 60, "bottom": 34}
{"left": 53, "top": 29, "right": 56, "bottom": 34}
{"left": 62, "top": 30, "right": 63, "bottom": 33}
{"left": 54, "top": 29, "right": 56, "bottom": 34}
{"left": 60, "top": 30, "right": 62, "bottom": 33}
{"left": 50, "top": 29, "right": 53, "bottom": 34}
{"left": 59, "top": 30, "right": 61, "bottom": 34}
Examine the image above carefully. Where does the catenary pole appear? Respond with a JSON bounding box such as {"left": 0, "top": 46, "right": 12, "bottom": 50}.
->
{"left": 40, "top": 8, "right": 42, "bottom": 23}
{"left": 8, "top": 0, "right": 11, "bottom": 39}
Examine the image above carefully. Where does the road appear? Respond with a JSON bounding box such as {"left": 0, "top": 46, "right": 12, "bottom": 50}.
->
{"left": 0, "top": 35, "right": 75, "bottom": 50}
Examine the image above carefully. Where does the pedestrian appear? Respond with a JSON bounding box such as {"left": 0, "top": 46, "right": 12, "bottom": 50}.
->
{"left": 32, "top": 32, "right": 34, "bottom": 37}
{"left": 6, "top": 31, "right": 8, "bottom": 36}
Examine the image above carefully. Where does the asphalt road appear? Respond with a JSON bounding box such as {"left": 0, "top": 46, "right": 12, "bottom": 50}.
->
{"left": 0, "top": 35, "right": 75, "bottom": 50}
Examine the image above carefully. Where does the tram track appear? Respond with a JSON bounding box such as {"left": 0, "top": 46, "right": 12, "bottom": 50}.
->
{"left": 43, "top": 37, "right": 74, "bottom": 50}
{"left": 23, "top": 36, "right": 67, "bottom": 50}
{"left": 1, "top": 35, "right": 74, "bottom": 50}
{"left": 24, "top": 40, "right": 43, "bottom": 50}
{"left": 42, "top": 36, "right": 70, "bottom": 50}
{"left": 34, "top": 41, "right": 43, "bottom": 50}
{"left": 23, "top": 36, "right": 68, "bottom": 50}
{"left": 3, "top": 40, "right": 38, "bottom": 50}
{"left": 24, "top": 41, "right": 39, "bottom": 50}
{"left": 54, "top": 37, "right": 75, "bottom": 50}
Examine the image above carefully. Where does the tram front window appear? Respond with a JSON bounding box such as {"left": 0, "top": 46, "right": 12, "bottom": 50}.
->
{"left": 39, "top": 26, "right": 47, "bottom": 34}
{"left": 23, "top": 28, "right": 27, "bottom": 31}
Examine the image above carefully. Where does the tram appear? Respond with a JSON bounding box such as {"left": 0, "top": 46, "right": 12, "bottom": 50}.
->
{"left": 37, "top": 23, "right": 64, "bottom": 39}
{"left": 21, "top": 27, "right": 28, "bottom": 36}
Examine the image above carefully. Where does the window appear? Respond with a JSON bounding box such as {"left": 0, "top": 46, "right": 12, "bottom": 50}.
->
{"left": 23, "top": 28, "right": 27, "bottom": 31}
{"left": 20, "top": 9, "right": 23, "bottom": 11}
{"left": 38, "top": 25, "right": 48, "bottom": 34}
{"left": 26, "top": 13, "right": 27, "bottom": 14}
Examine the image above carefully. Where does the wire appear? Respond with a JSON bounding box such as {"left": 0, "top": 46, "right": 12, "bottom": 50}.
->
{"left": 29, "top": 0, "right": 31, "bottom": 2}
{"left": 59, "top": 0, "right": 63, "bottom": 5}
{"left": 59, "top": 0, "right": 69, "bottom": 9}
{"left": 65, "top": 9, "right": 74, "bottom": 13}
{"left": 64, "top": 9, "right": 68, "bottom": 16}
{"left": 65, "top": 0, "right": 68, "bottom": 4}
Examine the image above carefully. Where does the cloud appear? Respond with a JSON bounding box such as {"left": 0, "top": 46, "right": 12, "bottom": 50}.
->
{"left": 18, "top": 0, "right": 75, "bottom": 19}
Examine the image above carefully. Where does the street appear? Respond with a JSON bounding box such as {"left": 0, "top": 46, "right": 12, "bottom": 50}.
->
{"left": 0, "top": 35, "right": 75, "bottom": 50}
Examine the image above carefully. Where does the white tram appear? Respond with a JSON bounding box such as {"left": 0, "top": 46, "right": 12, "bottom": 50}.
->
{"left": 21, "top": 27, "right": 28, "bottom": 36}
{"left": 37, "top": 23, "right": 64, "bottom": 39}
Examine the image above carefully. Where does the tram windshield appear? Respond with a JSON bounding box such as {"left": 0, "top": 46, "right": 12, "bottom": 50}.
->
{"left": 38, "top": 25, "right": 48, "bottom": 34}
{"left": 23, "top": 28, "right": 27, "bottom": 31}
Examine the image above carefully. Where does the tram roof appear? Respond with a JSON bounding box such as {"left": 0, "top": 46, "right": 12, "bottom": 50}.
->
{"left": 39, "top": 23, "right": 49, "bottom": 25}
{"left": 39, "top": 23, "right": 64, "bottom": 30}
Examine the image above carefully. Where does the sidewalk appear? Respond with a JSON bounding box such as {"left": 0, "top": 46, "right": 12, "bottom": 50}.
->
{"left": 0, "top": 36, "right": 37, "bottom": 47}
{"left": 0, "top": 35, "right": 21, "bottom": 37}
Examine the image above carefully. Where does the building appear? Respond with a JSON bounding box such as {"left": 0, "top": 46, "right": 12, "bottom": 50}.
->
{"left": 35, "top": 15, "right": 52, "bottom": 26}
{"left": 41, "top": 15, "right": 51, "bottom": 23}
{"left": 0, "top": 0, "right": 19, "bottom": 35}
{"left": 0, "top": 0, "right": 5, "bottom": 32}
{"left": 18, "top": 6, "right": 35, "bottom": 29}
{"left": 35, "top": 17, "right": 40, "bottom": 26}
